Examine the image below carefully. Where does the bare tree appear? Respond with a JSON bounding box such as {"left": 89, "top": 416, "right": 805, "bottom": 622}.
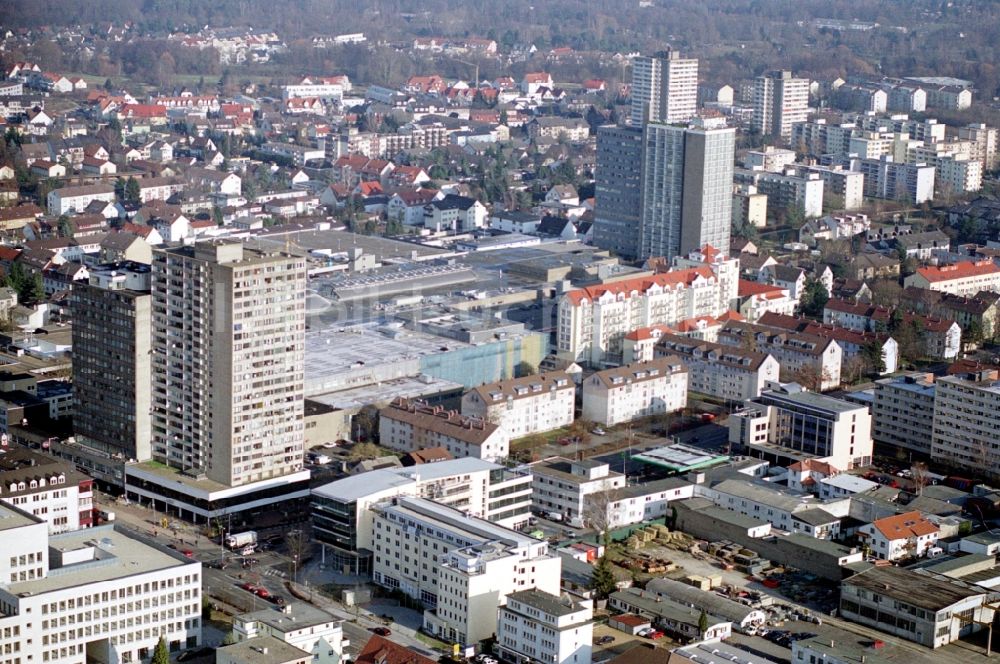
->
{"left": 911, "top": 461, "right": 928, "bottom": 497}
{"left": 583, "top": 479, "right": 625, "bottom": 545}
{"left": 286, "top": 529, "right": 311, "bottom": 583}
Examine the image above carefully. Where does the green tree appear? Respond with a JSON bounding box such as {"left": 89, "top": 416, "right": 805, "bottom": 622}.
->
{"left": 514, "top": 360, "right": 536, "bottom": 377}
{"left": 222, "top": 632, "right": 238, "bottom": 646}
{"left": 57, "top": 215, "right": 74, "bottom": 239}
{"left": 26, "top": 274, "right": 44, "bottom": 304}
{"left": 590, "top": 555, "right": 617, "bottom": 601}
{"left": 799, "top": 277, "right": 829, "bottom": 318}
{"left": 124, "top": 176, "right": 141, "bottom": 206}
{"left": 698, "top": 609, "right": 709, "bottom": 635}
{"left": 152, "top": 636, "right": 169, "bottom": 664}
{"left": 861, "top": 340, "right": 886, "bottom": 375}
{"left": 212, "top": 207, "right": 224, "bottom": 226}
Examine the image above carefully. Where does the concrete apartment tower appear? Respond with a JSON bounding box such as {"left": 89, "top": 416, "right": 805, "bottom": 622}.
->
{"left": 753, "top": 70, "right": 811, "bottom": 140}
{"left": 72, "top": 263, "right": 154, "bottom": 464}
{"left": 639, "top": 120, "right": 736, "bottom": 259}
{"left": 150, "top": 241, "right": 307, "bottom": 487}
{"left": 630, "top": 50, "right": 699, "bottom": 126}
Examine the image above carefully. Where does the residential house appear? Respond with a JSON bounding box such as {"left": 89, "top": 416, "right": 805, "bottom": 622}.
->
{"left": 858, "top": 510, "right": 939, "bottom": 560}
{"left": 904, "top": 260, "right": 1000, "bottom": 297}
{"left": 496, "top": 589, "right": 593, "bottom": 664}
{"left": 423, "top": 194, "right": 487, "bottom": 232}
{"left": 653, "top": 334, "right": 780, "bottom": 402}
{"left": 379, "top": 398, "right": 509, "bottom": 462}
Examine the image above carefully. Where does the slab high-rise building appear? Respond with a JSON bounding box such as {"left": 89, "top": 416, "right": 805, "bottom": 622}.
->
{"left": 630, "top": 50, "right": 699, "bottom": 126}
{"left": 593, "top": 125, "right": 644, "bottom": 258}
{"left": 640, "top": 121, "right": 736, "bottom": 259}
{"left": 753, "top": 70, "right": 810, "bottom": 140}
{"left": 150, "top": 242, "right": 307, "bottom": 488}
{"left": 72, "top": 263, "right": 153, "bottom": 464}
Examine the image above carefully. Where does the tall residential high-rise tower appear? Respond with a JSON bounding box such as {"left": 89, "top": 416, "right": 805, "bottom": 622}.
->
{"left": 593, "top": 124, "right": 644, "bottom": 258}
{"left": 150, "top": 241, "right": 307, "bottom": 488}
{"left": 72, "top": 263, "right": 153, "bottom": 464}
{"left": 630, "top": 50, "right": 699, "bottom": 126}
{"left": 639, "top": 121, "right": 736, "bottom": 259}
{"left": 752, "top": 70, "right": 810, "bottom": 140}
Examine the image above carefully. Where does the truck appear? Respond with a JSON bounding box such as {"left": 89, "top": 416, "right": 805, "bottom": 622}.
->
{"left": 225, "top": 531, "right": 258, "bottom": 549}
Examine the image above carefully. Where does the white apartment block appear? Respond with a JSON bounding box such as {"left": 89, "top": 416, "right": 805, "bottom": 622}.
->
{"left": 461, "top": 372, "right": 575, "bottom": 439}
{"left": 370, "top": 496, "right": 561, "bottom": 645}
{"left": 581, "top": 358, "right": 688, "bottom": 427}
{"left": 935, "top": 154, "right": 982, "bottom": 194}
{"left": 0, "top": 507, "right": 201, "bottom": 664}
{"left": 380, "top": 398, "right": 510, "bottom": 462}
{"left": 0, "top": 449, "right": 94, "bottom": 533}
{"left": 497, "top": 589, "right": 593, "bottom": 664}
{"left": 931, "top": 370, "right": 1000, "bottom": 480}
{"left": 904, "top": 260, "right": 1000, "bottom": 297}
{"left": 47, "top": 184, "right": 116, "bottom": 215}
{"left": 557, "top": 247, "right": 739, "bottom": 366}
{"left": 529, "top": 458, "right": 626, "bottom": 528}
{"left": 311, "top": 457, "right": 534, "bottom": 575}
{"left": 282, "top": 80, "right": 345, "bottom": 101}
{"left": 873, "top": 373, "right": 936, "bottom": 456}
{"left": 753, "top": 70, "right": 810, "bottom": 140}
{"left": 232, "top": 603, "right": 344, "bottom": 664}
{"left": 795, "top": 165, "right": 865, "bottom": 210}
{"left": 957, "top": 123, "right": 998, "bottom": 171}
{"left": 630, "top": 50, "right": 698, "bottom": 126}
{"left": 856, "top": 157, "right": 935, "bottom": 204}
{"left": 744, "top": 147, "right": 797, "bottom": 173}
{"left": 653, "top": 333, "right": 780, "bottom": 402}
{"left": 734, "top": 169, "right": 824, "bottom": 218}
{"left": 717, "top": 322, "right": 842, "bottom": 391}
{"left": 151, "top": 242, "right": 307, "bottom": 489}
{"left": 729, "top": 383, "right": 873, "bottom": 471}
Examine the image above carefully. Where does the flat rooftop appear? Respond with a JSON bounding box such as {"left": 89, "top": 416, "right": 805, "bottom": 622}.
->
{"left": 304, "top": 322, "right": 472, "bottom": 396}
{"left": 380, "top": 495, "right": 538, "bottom": 549}
{"left": 216, "top": 635, "right": 308, "bottom": 664}
{"left": 0, "top": 502, "right": 42, "bottom": 531}
{"left": 5, "top": 524, "right": 196, "bottom": 596}
{"left": 308, "top": 375, "right": 463, "bottom": 410}
{"left": 239, "top": 602, "right": 342, "bottom": 631}
{"left": 633, "top": 443, "right": 730, "bottom": 472}
{"left": 257, "top": 228, "right": 446, "bottom": 260}
{"left": 846, "top": 565, "right": 986, "bottom": 611}
{"left": 312, "top": 457, "right": 503, "bottom": 502}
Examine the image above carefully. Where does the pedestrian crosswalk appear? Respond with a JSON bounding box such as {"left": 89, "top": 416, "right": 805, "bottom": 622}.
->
{"left": 262, "top": 567, "right": 289, "bottom": 579}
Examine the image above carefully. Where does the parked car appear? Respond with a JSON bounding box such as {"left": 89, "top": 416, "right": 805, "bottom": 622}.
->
{"left": 177, "top": 647, "right": 214, "bottom": 661}
{"left": 372, "top": 627, "right": 391, "bottom": 636}
{"left": 647, "top": 630, "right": 664, "bottom": 640}
{"left": 591, "top": 426, "right": 606, "bottom": 436}
{"left": 240, "top": 583, "right": 257, "bottom": 593}
{"left": 637, "top": 628, "right": 653, "bottom": 637}
{"left": 254, "top": 587, "right": 270, "bottom": 599}
{"left": 595, "top": 635, "right": 615, "bottom": 645}
{"left": 269, "top": 595, "right": 286, "bottom": 607}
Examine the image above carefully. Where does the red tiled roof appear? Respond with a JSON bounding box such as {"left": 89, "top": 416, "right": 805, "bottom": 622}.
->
{"left": 624, "top": 324, "right": 675, "bottom": 341}
{"left": 738, "top": 279, "right": 786, "bottom": 298}
{"left": 915, "top": 260, "right": 1000, "bottom": 283}
{"left": 355, "top": 635, "right": 436, "bottom": 664}
{"left": 565, "top": 267, "right": 716, "bottom": 306}
{"left": 870, "top": 510, "right": 939, "bottom": 540}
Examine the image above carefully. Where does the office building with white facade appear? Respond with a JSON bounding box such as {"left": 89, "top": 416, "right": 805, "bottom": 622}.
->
{"left": 529, "top": 458, "right": 626, "bottom": 528}
{"left": 728, "top": 383, "right": 873, "bottom": 470}
{"left": 497, "top": 589, "right": 593, "bottom": 664}
{"left": 581, "top": 358, "right": 688, "bottom": 426}
{"left": 369, "top": 496, "right": 561, "bottom": 646}
{"left": 311, "top": 457, "right": 533, "bottom": 575}
{"left": 0, "top": 505, "right": 202, "bottom": 664}
{"left": 461, "top": 372, "right": 575, "bottom": 439}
